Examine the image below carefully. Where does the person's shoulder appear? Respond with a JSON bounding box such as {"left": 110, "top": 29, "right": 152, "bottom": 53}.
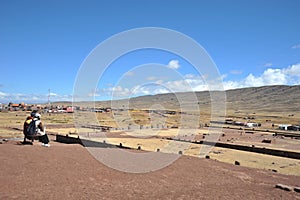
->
{"left": 25, "top": 116, "right": 33, "bottom": 124}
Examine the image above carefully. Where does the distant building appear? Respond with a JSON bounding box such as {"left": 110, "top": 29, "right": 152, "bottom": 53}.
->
{"left": 245, "top": 122, "right": 260, "bottom": 128}
{"left": 8, "top": 103, "right": 21, "bottom": 111}
{"left": 288, "top": 125, "right": 300, "bottom": 131}
{"left": 225, "top": 118, "right": 234, "bottom": 124}
{"left": 279, "top": 124, "right": 291, "bottom": 131}
{"left": 66, "top": 107, "right": 74, "bottom": 113}
{"left": 233, "top": 121, "right": 245, "bottom": 126}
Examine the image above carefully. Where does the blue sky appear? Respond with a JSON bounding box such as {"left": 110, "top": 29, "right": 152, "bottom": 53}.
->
{"left": 0, "top": 0, "right": 299, "bottom": 103}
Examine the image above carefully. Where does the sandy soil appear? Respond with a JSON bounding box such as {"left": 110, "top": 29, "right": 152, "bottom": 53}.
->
{"left": 1, "top": 137, "right": 300, "bottom": 199}
{"left": 2, "top": 118, "right": 300, "bottom": 177}
{"left": 86, "top": 136, "right": 300, "bottom": 176}
{"left": 78, "top": 128, "right": 300, "bottom": 176}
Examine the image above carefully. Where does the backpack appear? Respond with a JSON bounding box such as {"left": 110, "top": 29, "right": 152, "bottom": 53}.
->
{"left": 26, "top": 119, "right": 37, "bottom": 135}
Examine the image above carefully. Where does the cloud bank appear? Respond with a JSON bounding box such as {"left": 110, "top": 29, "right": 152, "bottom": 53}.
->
{"left": 0, "top": 92, "right": 73, "bottom": 104}
{"left": 1, "top": 63, "right": 299, "bottom": 103}
{"left": 97, "top": 63, "right": 300, "bottom": 98}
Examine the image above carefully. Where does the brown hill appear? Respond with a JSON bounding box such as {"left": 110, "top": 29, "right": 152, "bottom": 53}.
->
{"left": 124, "top": 85, "right": 300, "bottom": 112}
{"left": 70, "top": 85, "right": 300, "bottom": 125}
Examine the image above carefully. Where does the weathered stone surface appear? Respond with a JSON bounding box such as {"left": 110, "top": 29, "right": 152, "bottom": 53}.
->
{"left": 294, "top": 187, "right": 300, "bottom": 193}
{"left": 234, "top": 161, "right": 240, "bottom": 166}
{"left": 275, "top": 184, "right": 293, "bottom": 191}
{"left": 262, "top": 139, "right": 272, "bottom": 143}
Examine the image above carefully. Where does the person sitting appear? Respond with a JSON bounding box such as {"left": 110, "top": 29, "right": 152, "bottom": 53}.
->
{"left": 23, "top": 112, "right": 36, "bottom": 143}
{"left": 23, "top": 111, "right": 50, "bottom": 147}
{"left": 33, "top": 112, "right": 50, "bottom": 147}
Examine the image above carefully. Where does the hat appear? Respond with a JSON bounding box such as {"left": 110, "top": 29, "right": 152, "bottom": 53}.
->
{"left": 30, "top": 111, "right": 37, "bottom": 117}
{"left": 34, "top": 113, "right": 41, "bottom": 119}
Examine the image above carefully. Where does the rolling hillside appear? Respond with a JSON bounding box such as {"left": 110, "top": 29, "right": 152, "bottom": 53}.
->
{"left": 72, "top": 85, "right": 300, "bottom": 124}
{"left": 121, "top": 85, "right": 300, "bottom": 112}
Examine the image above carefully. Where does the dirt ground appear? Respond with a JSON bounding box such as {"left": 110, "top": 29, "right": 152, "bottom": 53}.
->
{"left": 80, "top": 128, "right": 300, "bottom": 176}
{"left": 1, "top": 137, "right": 300, "bottom": 200}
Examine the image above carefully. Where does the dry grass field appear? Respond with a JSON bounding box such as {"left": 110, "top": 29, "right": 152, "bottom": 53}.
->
{"left": 1, "top": 85, "right": 300, "bottom": 177}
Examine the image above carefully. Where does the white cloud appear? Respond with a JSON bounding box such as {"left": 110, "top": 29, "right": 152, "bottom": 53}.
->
{"left": 241, "top": 68, "right": 288, "bottom": 87}
{"left": 220, "top": 74, "right": 227, "bottom": 80}
{"left": 136, "top": 63, "right": 300, "bottom": 93}
{"left": 243, "top": 74, "right": 264, "bottom": 87}
{"left": 292, "top": 44, "right": 300, "bottom": 49}
{"left": 222, "top": 80, "right": 242, "bottom": 90}
{"left": 264, "top": 62, "right": 273, "bottom": 67}
{"left": 184, "top": 74, "right": 196, "bottom": 78}
{"left": 96, "top": 77, "right": 204, "bottom": 98}
{"left": 131, "top": 85, "right": 152, "bottom": 95}
{"left": 224, "top": 63, "right": 300, "bottom": 89}
{"left": 2, "top": 64, "right": 299, "bottom": 103}
{"left": 95, "top": 63, "right": 300, "bottom": 97}
{"left": 283, "top": 64, "right": 300, "bottom": 76}
{"left": 134, "top": 77, "right": 207, "bottom": 95}
{"left": 0, "top": 92, "right": 72, "bottom": 103}
{"left": 98, "top": 86, "right": 132, "bottom": 97}
{"left": 167, "top": 60, "right": 180, "bottom": 69}
{"left": 262, "top": 68, "right": 287, "bottom": 84}
{"left": 49, "top": 92, "right": 57, "bottom": 96}
{"left": 0, "top": 91, "right": 7, "bottom": 97}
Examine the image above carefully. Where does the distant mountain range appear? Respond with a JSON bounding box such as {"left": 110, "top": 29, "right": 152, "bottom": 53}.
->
{"left": 61, "top": 85, "right": 300, "bottom": 114}
{"left": 114, "top": 85, "right": 300, "bottom": 113}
